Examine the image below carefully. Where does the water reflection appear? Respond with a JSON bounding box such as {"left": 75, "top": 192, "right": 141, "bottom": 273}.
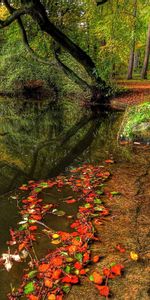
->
{"left": 0, "top": 97, "right": 94, "bottom": 195}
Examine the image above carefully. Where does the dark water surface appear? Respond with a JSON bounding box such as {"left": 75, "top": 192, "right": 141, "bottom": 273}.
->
{"left": 0, "top": 97, "right": 149, "bottom": 299}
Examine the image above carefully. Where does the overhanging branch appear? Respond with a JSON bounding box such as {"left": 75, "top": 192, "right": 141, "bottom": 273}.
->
{"left": 3, "top": 0, "right": 54, "bottom": 66}
{"left": 0, "top": 7, "right": 32, "bottom": 28}
{"left": 53, "top": 44, "right": 91, "bottom": 91}
{"left": 97, "top": 0, "right": 108, "bottom": 6}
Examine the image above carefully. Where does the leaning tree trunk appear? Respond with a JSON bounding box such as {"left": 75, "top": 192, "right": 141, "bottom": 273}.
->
{"left": 141, "top": 23, "right": 150, "bottom": 79}
{"left": 1, "top": 0, "right": 110, "bottom": 109}
{"left": 27, "top": 0, "right": 110, "bottom": 106}
{"left": 127, "top": 0, "right": 137, "bottom": 80}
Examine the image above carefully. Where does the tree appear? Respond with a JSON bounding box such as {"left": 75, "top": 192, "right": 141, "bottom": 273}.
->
{"left": 0, "top": 0, "right": 111, "bottom": 108}
{"left": 141, "top": 23, "right": 150, "bottom": 79}
{"left": 127, "top": 0, "right": 137, "bottom": 80}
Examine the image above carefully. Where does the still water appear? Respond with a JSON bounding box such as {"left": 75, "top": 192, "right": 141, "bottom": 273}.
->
{"left": 0, "top": 97, "right": 149, "bottom": 299}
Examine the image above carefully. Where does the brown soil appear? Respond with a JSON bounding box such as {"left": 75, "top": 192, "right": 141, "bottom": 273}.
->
{"left": 111, "top": 81, "right": 150, "bottom": 110}
{"left": 66, "top": 147, "right": 150, "bottom": 300}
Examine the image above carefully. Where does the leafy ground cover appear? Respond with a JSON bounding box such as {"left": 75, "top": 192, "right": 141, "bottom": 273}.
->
{"left": 118, "top": 102, "right": 150, "bottom": 142}
{"left": 0, "top": 163, "right": 126, "bottom": 300}
{"left": 111, "top": 81, "right": 150, "bottom": 109}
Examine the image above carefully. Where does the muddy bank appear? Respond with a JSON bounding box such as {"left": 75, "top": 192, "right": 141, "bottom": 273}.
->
{"left": 66, "top": 148, "right": 150, "bottom": 300}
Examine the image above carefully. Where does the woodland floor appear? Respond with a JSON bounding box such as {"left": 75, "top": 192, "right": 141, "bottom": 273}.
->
{"left": 111, "top": 80, "right": 150, "bottom": 109}
{"left": 67, "top": 147, "right": 150, "bottom": 300}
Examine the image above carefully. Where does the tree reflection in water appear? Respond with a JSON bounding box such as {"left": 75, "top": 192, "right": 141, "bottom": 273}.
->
{"left": 0, "top": 97, "right": 100, "bottom": 195}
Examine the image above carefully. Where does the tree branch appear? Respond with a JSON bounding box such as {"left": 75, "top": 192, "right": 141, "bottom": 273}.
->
{"left": 97, "top": 0, "right": 108, "bottom": 6}
{"left": 3, "top": 0, "right": 55, "bottom": 66}
{"left": 0, "top": 7, "right": 32, "bottom": 28}
{"left": 53, "top": 44, "right": 91, "bottom": 91}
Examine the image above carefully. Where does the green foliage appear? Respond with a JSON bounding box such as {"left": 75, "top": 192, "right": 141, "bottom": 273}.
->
{"left": 120, "top": 102, "right": 150, "bottom": 140}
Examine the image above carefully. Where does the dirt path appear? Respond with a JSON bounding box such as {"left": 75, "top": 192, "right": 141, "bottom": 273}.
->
{"left": 111, "top": 81, "right": 150, "bottom": 109}
{"left": 67, "top": 148, "right": 150, "bottom": 300}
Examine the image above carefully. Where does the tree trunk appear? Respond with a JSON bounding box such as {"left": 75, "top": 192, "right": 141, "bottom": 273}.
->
{"left": 127, "top": 42, "right": 135, "bottom": 79}
{"left": 28, "top": 0, "right": 110, "bottom": 109}
{"left": 127, "top": 0, "right": 137, "bottom": 80}
{"left": 141, "top": 24, "right": 150, "bottom": 79}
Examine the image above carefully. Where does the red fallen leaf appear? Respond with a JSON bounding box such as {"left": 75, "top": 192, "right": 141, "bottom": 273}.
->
{"left": 29, "top": 226, "right": 37, "bottom": 231}
{"left": 105, "top": 159, "right": 114, "bottom": 163}
{"left": 92, "top": 255, "right": 100, "bottom": 263}
{"left": 52, "top": 269, "right": 62, "bottom": 280}
{"left": 92, "top": 271, "right": 103, "bottom": 284}
{"left": 30, "top": 214, "right": 42, "bottom": 221}
{"left": 116, "top": 244, "right": 126, "bottom": 253}
{"left": 66, "top": 199, "right": 76, "bottom": 204}
{"left": 38, "top": 263, "right": 50, "bottom": 272}
{"left": 111, "top": 264, "right": 124, "bottom": 276}
{"left": 56, "top": 296, "right": 63, "bottom": 300}
{"left": 19, "top": 185, "right": 28, "bottom": 190}
{"left": 96, "top": 285, "right": 109, "bottom": 296}
{"left": 100, "top": 208, "right": 109, "bottom": 216}
{"left": 80, "top": 269, "right": 86, "bottom": 275}
{"left": 62, "top": 275, "right": 79, "bottom": 284}
{"left": 28, "top": 295, "right": 39, "bottom": 300}
{"left": 103, "top": 267, "right": 115, "bottom": 279}
{"left": 58, "top": 231, "right": 71, "bottom": 241}
{"left": 51, "top": 257, "right": 63, "bottom": 267}
{"left": 83, "top": 252, "right": 90, "bottom": 263}
{"left": 74, "top": 262, "right": 82, "bottom": 270}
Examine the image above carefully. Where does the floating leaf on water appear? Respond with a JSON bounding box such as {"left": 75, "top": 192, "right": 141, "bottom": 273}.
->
{"left": 51, "top": 239, "right": 61, "bottom": 245}
{"left": 66, "top": 257, "right": 74, "bottom": 262}
{"left": 33, "top": 187, "right": 42, "bottom": 193}
{"left": 84, "top": 203, "right": 91, "bottom": 208}
{"left": 24, "top": 282, "right": 35, "bottom": 295}
{"left": 75, "top": 253, "right": 83, "bottom": 262}
{"left": 65, "top": 265, "right": 71, "bottom": 274}
{"left": 54, "top": 210, "right": 66, "bottom": 217}
{"left": 28, "top": 270, "right": 38, "bottom": 278}
{"left": 52, "top": 234, "right": 60, "bottom": 239}
{"left": 74, "top": 269, "right": 80, "bottom": 275}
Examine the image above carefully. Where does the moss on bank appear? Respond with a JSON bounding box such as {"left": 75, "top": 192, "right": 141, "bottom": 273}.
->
{"left": 119, "top": 102, "right": 150, "bottom": 143}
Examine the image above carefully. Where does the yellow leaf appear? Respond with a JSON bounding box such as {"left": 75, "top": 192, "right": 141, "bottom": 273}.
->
{"left": 130, "top": 251, "right": 139, "bottom": 261}
{"left": 51, "top": 239, "right": 61, "bottom": 245}
{"left": 52, "top": 234, "right": 60, "bottom": 239}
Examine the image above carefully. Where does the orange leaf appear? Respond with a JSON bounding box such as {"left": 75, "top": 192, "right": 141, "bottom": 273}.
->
{"left": 38, "top": 263, "right": 50, "bottom": 272}
{"left": 31, "top": 214, "right": 42, "bottom": 221}
{"left": 92, "top": 271, "right": 103, "bottom": 284}
{"left": 52, "top": 269, "right": 62, "bottom": 280}
{"left": 18, "top": 242, "right": 27, "bottom": 251}
{"left": 92, "top": 255, "right": 100, "bottom": 263}
{"left": 51, "top": 257, "right": 63, "bottom": 267}
{"left": 44, "top": 278, "right": 53, "bottom": 288}
{"left": 28, "top": 295, "right": 39, "bottom": 300}
{"left": 48, "top": 295, "right": 56, "bottom": 300}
